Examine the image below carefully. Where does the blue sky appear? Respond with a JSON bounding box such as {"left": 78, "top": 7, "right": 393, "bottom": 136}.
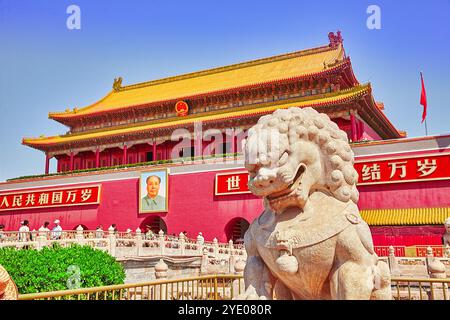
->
{"left": 0, "top": 0, "right": 449, "bottom": 181}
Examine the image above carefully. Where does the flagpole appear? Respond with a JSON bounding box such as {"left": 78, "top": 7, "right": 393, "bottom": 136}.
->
{"left": 424, "top": 119, "right": 428, "bottom": 136}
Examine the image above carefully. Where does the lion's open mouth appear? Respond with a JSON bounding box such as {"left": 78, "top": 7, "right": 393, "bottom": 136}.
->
{"left": 267, "top": 164, "right": 306, "bottom": 201}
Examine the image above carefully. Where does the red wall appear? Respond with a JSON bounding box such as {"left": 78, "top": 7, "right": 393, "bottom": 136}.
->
{"left": 358, "top": 180, "right": 450, "bottom": 209}
{"left": 370, "top": 226, "right": 445, "bottom": 246}
{"left": 0, "top": 170, "right": 263, "bottom": 242}
{"left": 1, "top": 171, "right": 448, "bottom": 244}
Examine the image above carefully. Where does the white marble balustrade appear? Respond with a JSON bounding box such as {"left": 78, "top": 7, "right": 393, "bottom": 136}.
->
{"left": 0, "top": 226, "right": 246, "bottom": 261}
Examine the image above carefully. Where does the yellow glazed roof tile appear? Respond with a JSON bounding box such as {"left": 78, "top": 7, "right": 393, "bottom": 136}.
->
{"left": 23, "top": 84, "right": 369, "bottom": 147}
{"left": 49, "top": 44, "right": 345, "bottom": 118}
{"left": 360, "top": 207, "right": 450, "bottom": 226}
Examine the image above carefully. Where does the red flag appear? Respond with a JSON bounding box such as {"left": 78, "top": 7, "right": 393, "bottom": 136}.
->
{"left": 420, "top": 72, "right": 427, "bottom": 123}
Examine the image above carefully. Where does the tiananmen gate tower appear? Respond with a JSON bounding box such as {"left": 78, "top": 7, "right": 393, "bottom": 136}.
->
{"left": 0, "top": 32, "right": 449, "bottom": 255}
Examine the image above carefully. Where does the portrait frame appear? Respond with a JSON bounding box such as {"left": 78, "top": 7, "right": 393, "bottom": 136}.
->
{"left": 139, "top": 168, "right": 169, "bottom": 214}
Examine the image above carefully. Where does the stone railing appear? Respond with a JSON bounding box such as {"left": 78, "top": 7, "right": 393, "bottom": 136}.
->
{"left": 0, "top": 226, "right": 246, "bottom": 261}
{"left": 374, "top": 245, "right": 450, "bottom": 258}
{"left": 383, "top": 245, "right": 450, "bottom": 278}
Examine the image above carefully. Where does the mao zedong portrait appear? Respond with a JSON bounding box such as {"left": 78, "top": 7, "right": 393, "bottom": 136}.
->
{"left": 141, "top": 175, "right": 166, "bottom": 212}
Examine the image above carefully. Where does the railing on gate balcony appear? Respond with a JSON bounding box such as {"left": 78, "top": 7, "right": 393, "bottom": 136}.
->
{"left": 17, "top": 275, "right": 245, "bottom": 301}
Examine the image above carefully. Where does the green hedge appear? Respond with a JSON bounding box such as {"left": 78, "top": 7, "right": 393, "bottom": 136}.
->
{"left": 0, "top": 244, "right": 125, "bottom": 294}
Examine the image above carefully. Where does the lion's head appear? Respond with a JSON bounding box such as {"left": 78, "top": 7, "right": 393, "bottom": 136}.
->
{"left": 243, "top": 107, "right": 359, "bottom": 213}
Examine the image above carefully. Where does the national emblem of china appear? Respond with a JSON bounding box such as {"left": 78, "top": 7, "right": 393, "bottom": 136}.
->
{"left": 175, "top": 101, "right": 189, "bottom": 117}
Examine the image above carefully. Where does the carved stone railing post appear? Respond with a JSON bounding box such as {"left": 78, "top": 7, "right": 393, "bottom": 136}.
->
{"left": 426, "top": 246, "right": 448, "bottom": 299}
{"left": 155, "top": 259, "right": 168, "bottom": 279}
{"left": 95, "top": 227, "right": 104, "bottom": 247}
{"left": 425, "top": 246, "right": 433, "bottom": 274}
{"left": 179, "top": 232, "right": 186, "bottom": 255}
{"left": 228, "top": 240, "right": 236, "bottom": 273}
{"left": 196, "top": 232, "right": 204, "bottom": 254}
{"left": 108, "top": 226, "right": 116, "bottom": 257}
{"left": 135, "top": 227, "right": 142, "bottom": 256}
{"left": 75, "top": 225, "right": 84, "bottom": 245}
{"left": 200, "top": 247, "right": 209, "bottom": 274}
{"left": 36, "top": 234, "right": 47, "bottom": 251}
{"left": 31, "top": 229, "right": 37, "bottom": 246}
{"left": 387, "top": 245, "right": 400, "bottom": 276}
{"left": 154, "top": 259, "right": 169, "bottom": 299}
{"left": 213, "top": 238, "right": 219, "bottom": 258}
{"left": 228, "top": 239, "right": 234, "bottom": 256}
{"left": 229, "top": 255, "right": 237, "bottom": 275}
{"left": 426, "top": 246, "right": 434, "bottom": 259}
{"left": 158, "top": 230, "right": 165, "bottom": 255}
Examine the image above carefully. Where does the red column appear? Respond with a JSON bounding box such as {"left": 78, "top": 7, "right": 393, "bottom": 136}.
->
{"left": 350, "top": 113, "right": 357, "bottom": 142}
{"left": 236, "top": 130, "right": 245, "bottom": 153}
{"left": 95, "top": 148, "right": 100, "bottom": 168}
{"left": 160, "top": 143, "right": 165, "bottom": 160}
{"left": 231, "top": 129, "right": 236, "bottom": 154}
{"left": 357, "top": 120, "right": 363, "bottom": 140}
{"left": 45, "top": 154, "right": 50, "bottom": 174}
{"left": 152, "top": 141, "right": 157, "bottom": 161}
{"left": 122, "top": 145, "right": 128, "bottom": 165}
{"left": 193, "top": 122, "right": 202, "bottom": 159}
{"left": 195, "top": 132, "right": 202, "bottom": 158}
{"left": 193, "top": 138, "right": 198, "bottom": 158}
{"left": 69, "top": 152, "right": 74, "bottom": 171}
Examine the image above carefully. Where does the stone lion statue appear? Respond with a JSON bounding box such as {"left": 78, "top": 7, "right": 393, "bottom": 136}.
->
{"left": 237, "top": 107, "right": 391, "bottom": 300}
{"left": 0, "top": 265, "right": 18, "bottom": 300}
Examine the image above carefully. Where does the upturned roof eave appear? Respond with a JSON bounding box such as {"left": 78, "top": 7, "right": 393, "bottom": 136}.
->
{"left": 48, "top": 60, "right": 351, "bottom": 126}
{"left": 24, "top": 84, "right": 372, "bottom": 151}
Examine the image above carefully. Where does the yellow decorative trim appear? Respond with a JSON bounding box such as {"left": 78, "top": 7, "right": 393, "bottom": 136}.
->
{"left": 120, "top": 44, "right": 338, "bottom": 91}
{"left": 361, "top": 207, "right": 450, "bottom": 226}
{"left": 24, "top": 84, "right": 370, "bottom": 147}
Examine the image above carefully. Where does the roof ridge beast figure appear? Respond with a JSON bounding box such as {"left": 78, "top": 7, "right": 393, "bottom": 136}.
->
{"left": 237, "top": 107, "right": 391, "bottom": 300}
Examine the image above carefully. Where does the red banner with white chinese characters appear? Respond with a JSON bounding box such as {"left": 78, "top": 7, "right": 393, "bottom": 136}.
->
{"left": 215, "top": 172, "right": 250, "bottom": 195}
{"left": 0, "top": 184, "right": 101, "bottom": 211}
{"left": 354, "top": 153, "right": 450, "bottom": 185}
{"left": 214, "top": 154, "right": 450, "bottom": 195}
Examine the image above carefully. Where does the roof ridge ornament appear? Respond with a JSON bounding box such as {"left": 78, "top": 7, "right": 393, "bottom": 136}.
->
{"left": 328, "top": 31, "right": 343, "bottom": 47}
{"left": 113, "top": 77, "right": 123, "bottom": 92}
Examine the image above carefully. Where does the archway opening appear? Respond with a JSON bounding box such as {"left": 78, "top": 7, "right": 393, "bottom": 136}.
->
{"left": 140, "top": 216, "right": 167, "bottom": 235}
{"left": 225, "top": 217, "right": 250, "bottom": 244}
{"left": 73, "top": 224, "right": 88, "bottom": 230}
